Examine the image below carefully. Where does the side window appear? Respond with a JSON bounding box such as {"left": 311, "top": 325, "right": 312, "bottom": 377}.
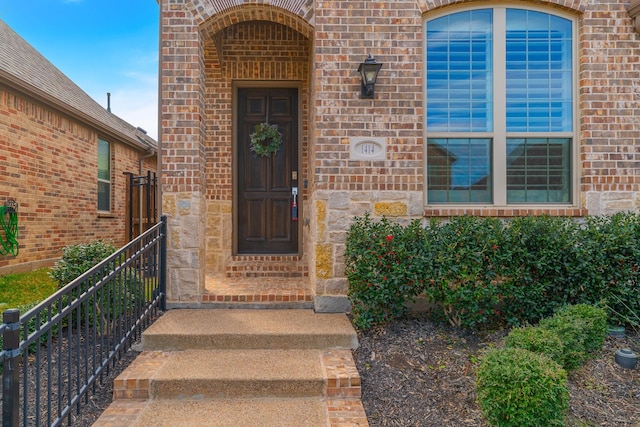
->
{"left": 97, "top": 138, "right": 111, "bottom": 212}
{"left": 425, "top": 7, "right": 575, "bottom": 205}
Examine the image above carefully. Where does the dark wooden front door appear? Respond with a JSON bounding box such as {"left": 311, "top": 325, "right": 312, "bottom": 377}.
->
{"left": 237, "top": 88, "right": 299, "bottom": 254}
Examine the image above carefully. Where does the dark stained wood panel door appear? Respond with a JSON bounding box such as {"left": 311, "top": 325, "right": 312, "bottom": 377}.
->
{"left": 237, "top": 88, "right": 299, "bottom": 254}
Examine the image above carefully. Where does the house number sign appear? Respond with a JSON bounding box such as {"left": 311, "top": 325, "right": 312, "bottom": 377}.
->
{"left": 349, "top": 137, "right": 387, "bottom": 161}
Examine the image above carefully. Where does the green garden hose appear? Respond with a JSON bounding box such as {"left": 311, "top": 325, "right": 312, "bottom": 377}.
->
{"left": 0, "top": 204, "right": 19, "bottom": 256}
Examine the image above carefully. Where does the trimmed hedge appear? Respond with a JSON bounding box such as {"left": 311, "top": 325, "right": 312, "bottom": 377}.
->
{"left": 505, "top": 326, "right": 565, "bottom": 367}
{"left": 345, "top": 213, "right": 640, "bottom": 330}
{"left": 538, "top": 304, "right": 607, "bottom": 371}
{"left": 506, "top": 304, "right": 607, "bottom": 371}
{"left": 479, "top": 304, "right": 606, "bottom": 425}
{"left": 476, "top": 347, "right": 569, "bottom": 427}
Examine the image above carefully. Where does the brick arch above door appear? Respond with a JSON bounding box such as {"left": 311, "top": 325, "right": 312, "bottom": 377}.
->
{"left": 187, "top": 1, "right": 314, "bottom": 40}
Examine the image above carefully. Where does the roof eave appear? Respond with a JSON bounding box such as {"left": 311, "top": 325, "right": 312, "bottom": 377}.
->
{"left": 0, "top": 70, "right": 152, "bottom": 152}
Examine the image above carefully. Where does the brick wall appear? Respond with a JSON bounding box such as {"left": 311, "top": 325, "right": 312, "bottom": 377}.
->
{"left": 579, "top": 0, "right": 640, "bottom": 214}
{"left": 161, "top": 0, "right": 640, "bottom": 309}
{"left": 0, "top": 86, "right": 157, "bottom": 274}
{"left": 160, "top": 2, "right": 208, "bottom": 301}
{"left": 310, "top": 0, "right": 425, "bottom": 308}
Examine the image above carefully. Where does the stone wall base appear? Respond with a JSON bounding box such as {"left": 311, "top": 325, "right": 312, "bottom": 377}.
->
{"left": 314, "top": 295, "right": 351, "bottom": 313}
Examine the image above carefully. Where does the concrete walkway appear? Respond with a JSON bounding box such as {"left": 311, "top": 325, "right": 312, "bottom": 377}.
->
{"left": 93, "top": 309, "right": 369, "bottom": 426}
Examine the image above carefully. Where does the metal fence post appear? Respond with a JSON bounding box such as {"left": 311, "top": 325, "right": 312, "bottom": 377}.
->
{"left": 159, "top": 215, "right": 167, "bottom": 311}
{"left": 3, "top": 308, "right": 21, "bottom": 427}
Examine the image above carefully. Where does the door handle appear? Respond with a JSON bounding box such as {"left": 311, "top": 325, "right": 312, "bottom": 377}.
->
{"left": 291, "top": 187, "right": 298, "bottom": 221}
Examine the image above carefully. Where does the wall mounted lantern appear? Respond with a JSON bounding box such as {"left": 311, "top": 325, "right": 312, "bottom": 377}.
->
{"left": 357, "top": 54, "right": 383, "bottom": 99}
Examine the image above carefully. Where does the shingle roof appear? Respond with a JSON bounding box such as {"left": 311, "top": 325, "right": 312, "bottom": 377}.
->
{"left": 0, "top": 19, "right": 157, "bottom": 151}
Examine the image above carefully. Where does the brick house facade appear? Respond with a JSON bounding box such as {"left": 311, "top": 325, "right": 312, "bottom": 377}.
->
{"left": 0, "top": 20, "right": 158, "bottom": 275}
{"left": 160, "top": 0, "right": 640, "bottom": 311}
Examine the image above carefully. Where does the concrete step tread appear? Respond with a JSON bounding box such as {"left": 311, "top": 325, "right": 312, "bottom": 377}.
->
{"left": 142, "top": 309, "right": 358, "bottom": 350}
{"left": 137, "top": 398, "right": 326, "bottom": 426}
{"left": 94, "top": 397, "right": 318, "bottom": 427}
{"left": 94, "top": 397, "right": 369, "bottom": 427}
{"left": 153, "top": 349, "right": 324, "bottom": 381}
{"left": 114, "top": 349, "right": 362, "bottom": 400}
{"left": 149, "top": 349, "right": 326, "bottom": 398}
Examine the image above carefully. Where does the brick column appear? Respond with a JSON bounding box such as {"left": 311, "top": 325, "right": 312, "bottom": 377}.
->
{"left": 160, "top": 2, "right": 207, "bottom": 304}
{"left": 311, "top": 1, "right": 424, "bottom": 312}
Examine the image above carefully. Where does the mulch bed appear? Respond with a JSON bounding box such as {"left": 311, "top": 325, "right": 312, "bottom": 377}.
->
{"left": 353, "top": 312, "right": 640, "bottom": 426}
{"left": 68, "top": 346, "right": 141, "bottom": 427}
{"left": 5, "top": 310, "right": 639, "bottom": 426}
{"left": 0, "top": 318, "right": 151, "bottom": 427}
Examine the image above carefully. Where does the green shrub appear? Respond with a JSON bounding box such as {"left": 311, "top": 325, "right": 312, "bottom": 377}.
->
{"left": 344, "top": 212, "right": 640, "bottom": 331}
{"left": 505, "top": 304, "right": 606, "bottom": 373}
{"left": 476, "top": 347, "right": 569, "bottom": 427}
{"left": 539, "top": 316, "right": 588, "bottom": 371}
{"left": 500, "top": 215, "right": 581, "bottom": 325}
{"left": 49, "top": 240, "right": 143, "bottom": 328}
{"left": 505, "top": 326, "right": 565, "bottom": 367}
{"left": 425, "top": 216, "right": 509, "bottom": 329}
{"left": 50, "top": 240, "right": 117, "bottom": 286}
{"left": 550, "top": 303, "right": 607, "bottom": 354}
{"left": 345, "top": 214, "right": 428, "bottom": 330}
{"left": 575, "top": 213, "right": 640, "bottom": 325}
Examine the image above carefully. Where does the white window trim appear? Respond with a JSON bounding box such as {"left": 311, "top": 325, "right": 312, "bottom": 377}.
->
{"left": 422, "top": 3, "right": 580, "bottom": 209}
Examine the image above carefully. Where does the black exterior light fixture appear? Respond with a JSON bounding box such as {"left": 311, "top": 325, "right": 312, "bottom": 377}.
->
{"left": 357, "top": 54, "right": 383, "bottom": 99}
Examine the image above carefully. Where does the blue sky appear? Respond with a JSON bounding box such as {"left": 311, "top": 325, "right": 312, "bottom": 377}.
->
{"left": 0, "top": 0, "right": 159, "bottom": 139}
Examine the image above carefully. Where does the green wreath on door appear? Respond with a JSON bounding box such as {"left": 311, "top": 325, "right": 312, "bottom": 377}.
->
{"left": 249, "top": 123, "right": 283, "bottom": 157}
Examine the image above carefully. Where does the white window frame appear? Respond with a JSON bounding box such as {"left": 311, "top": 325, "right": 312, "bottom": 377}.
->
{"left": 423, "top": 3, "right": 579, "bottom": 208}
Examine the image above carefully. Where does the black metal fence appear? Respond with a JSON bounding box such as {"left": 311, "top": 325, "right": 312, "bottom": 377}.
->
{"left": 1, "top": 217, "right": 166, "bottom": 427}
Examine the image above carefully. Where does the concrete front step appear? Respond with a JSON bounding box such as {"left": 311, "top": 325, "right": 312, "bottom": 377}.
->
{"left": 141, "top": 309, "right": 358, "bottom": 351}
{"left": 113, "top": 349, "right": 362, "bottom": 401}
{"left": 94, "top": 397, "right": 369, "bottom": 427}
{"left": 150, "top": 349, "right": 326, "bottom": 399}
{"left": 94, "top": 309, "right": 369, "bottom": 426}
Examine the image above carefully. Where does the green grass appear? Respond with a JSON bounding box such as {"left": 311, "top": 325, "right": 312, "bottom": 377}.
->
{"left": 0, "top": 268, "right": 57, "bottom": 315}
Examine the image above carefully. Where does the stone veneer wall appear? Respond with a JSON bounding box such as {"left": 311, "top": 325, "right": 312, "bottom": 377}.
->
{"left": 161, "top": 0, "right": 640, "bottom": 309}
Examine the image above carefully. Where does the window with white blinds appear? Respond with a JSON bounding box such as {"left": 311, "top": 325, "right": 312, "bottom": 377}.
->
{"left": 425, "top": 7, "right": 575, "bottom": 205}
